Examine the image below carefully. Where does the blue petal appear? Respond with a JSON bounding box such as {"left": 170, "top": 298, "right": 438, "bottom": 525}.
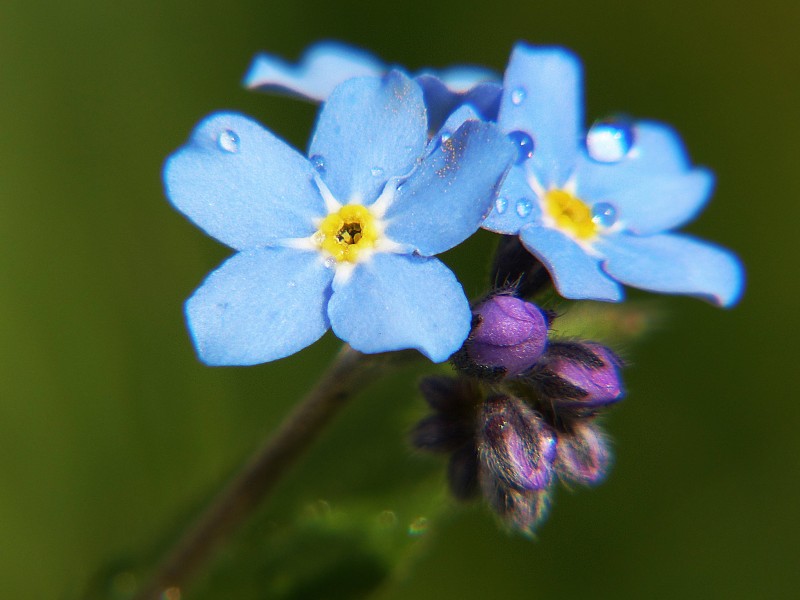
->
{"left": 578, "top": 167, "right": 714, "bottom": 235}
{"left": 186, "top": 248, "right": 334, "bottom": 365}
{"left": 519, "top": 225, "right": 623, "bottom": 301}
{"left": 498, "top": 44, "right": 582, "bottom": 188}
{"left": 438, "top": 105, "right": 482, "bottom": 133}
{"left": 384, "top": 120, "right": 514, "bottom": 256}
{"left": 424, "top": 65, "right": 498, "bottom": 93}
{"left": 597, "top": 233, "right": 744, "bottom": 307}
{"left": 415, "top": 75, "right": 502, "bottom": 131}
{"left": 308, "top": 71, "right": 427, "bottom": 205}
{"left": 244, "top": 41, "right": 384, "bottom": 102}
{"left": 481, "top": 167, "right": 541, "bottom": 234}
{"left": 328, "top": 253, "right": 471, "bottom": 362}
{"left": 164, "top": 112, "right": 325, "bottom": 250}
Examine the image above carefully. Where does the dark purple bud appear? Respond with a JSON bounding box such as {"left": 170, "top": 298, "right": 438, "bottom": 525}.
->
{"left": 478, "top": 395, "right": 557, "bottom": 491}
{"left": 460, "top": 296, "right": 549, "bottom": 378}
{"left": 480, "top": 471, "right": 551, "bottom": 535}
{"left": 535, "top": 342, "right": 624, "bottom": 416}
{"left": 555, "top": 421, "right": 612, "bottom": 486}
{"left": 410, "top": 414, "right": 474, "bottom": 453}
{"left": 448, "top": 443, "right": 480, "bottom": 500}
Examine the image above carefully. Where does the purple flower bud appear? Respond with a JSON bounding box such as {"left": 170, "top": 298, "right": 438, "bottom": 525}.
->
{"left": 481, "top": 472, "right": 551, "bottom": 535}
{"left": 535, "top": 342, "right": 624, "bottom": 416}
{"left": 459, "top": 296, "right": 548, "bottom": 378}
{"left": 555, "top": 421, "right": 612, "bottom": 486}
{"left": 478, "top": 395, "right": 557, "bottom": 491}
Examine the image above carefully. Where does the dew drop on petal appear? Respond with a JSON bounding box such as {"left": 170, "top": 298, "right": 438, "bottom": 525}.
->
{"left": 312, "top": 231, "right": 326, "bottom": 244}
{"left": 495, "top": 196, "right": 508, "bottom": 214}
{"left": 439, "top": 130, "right": 452, "bottom": 143}
{"left": 310, "top": 154, "right": 326, "bottom": 175}
{"left": 516, "top": 197, "right": 533, "bottom": 218}
{"left": 510, "top": 87, "right": 526, "bottom": 106}
{"left": 586, "top": 119, "right": 634, "bottom": 163}
{"left": 591, "top": 202, "right": 618, "bottom": 227}
{"left": 507, "top": 130, "right": 535, "bottom": 164}
{"left": 323, "top": 257, "right": 336, "bottom": 269}
{"left": 217, "top": 129, "right": 240, "bottom": 153}
{"left": 370, "top": 166, "right": 384, "bottom": 177}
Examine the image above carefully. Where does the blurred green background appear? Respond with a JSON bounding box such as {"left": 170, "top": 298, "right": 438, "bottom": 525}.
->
{"left": 1, "top": 0, "right": 798, "bottom": 598}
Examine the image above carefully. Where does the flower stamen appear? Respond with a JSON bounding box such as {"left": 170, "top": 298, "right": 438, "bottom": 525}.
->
{"left": 544, "top": 189, "right": 597, "bottom": 240}
{"left": 317, "top": 204, "right": 379, "bottom": 262}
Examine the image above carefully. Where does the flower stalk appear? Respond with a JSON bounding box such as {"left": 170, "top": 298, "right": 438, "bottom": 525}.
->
{"left": 134, "top": 344, "right": 410, "bottom": 600}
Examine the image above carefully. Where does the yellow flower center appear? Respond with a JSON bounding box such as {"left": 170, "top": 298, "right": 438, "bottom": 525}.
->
{"left": 544, "top": 189, "right": 598, "bottom": 240}
{"left": 316, "top": 204, "right": 379, "bottom": 263}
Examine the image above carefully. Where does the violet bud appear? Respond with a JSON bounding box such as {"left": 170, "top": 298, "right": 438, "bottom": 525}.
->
{"left": 478, "top": 395, "right": 557, "bottom": 491}
{"left": 555, "top": 421, "right": 612, "bottom": 486}
{"left": 456, "top": 296, "right": 549, "bottom": 379}
{"left": 480, "top": 472, "right": 551, "bottom": 536}
{"left": 534, "top": 342, "right": 624, "bottom": 416}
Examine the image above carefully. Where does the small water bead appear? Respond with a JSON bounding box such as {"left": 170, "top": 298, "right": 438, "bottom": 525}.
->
{"left": 323, "top": 257, "right": 336, "bottom": 269}
{"left": 439, "top": 130, "right": 452, "bottom": 143}
{"left": 507, "top": 130, "right": 535, "bottom": 164}
{"left": 516, "top": 197, "right": 533, "bottom": 218}
{"left": 586, "top": 119, "right": 634, "bottom": 163}
{"left": 510, "top": 87, "right": 527, "bottom": 106}
{"left": 310, "top": 154, "right": 326, "bottom": 174}
{"left": 494, "top": 196, "right": 508, "bottom": 214}
{"left": 591, "top": 202, "right": 618, "bottom": 227}
{"left": 370, "top": 166, "right": 384, "bottom": 177}
{"left": 217, "top": 129, "right": 240, "bottom": 153}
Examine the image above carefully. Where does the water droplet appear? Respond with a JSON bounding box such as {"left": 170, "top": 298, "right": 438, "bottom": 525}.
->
{"left": 495, "top": 196, "right": 508, "bottom": 214}
{"left": 591, "top": 202, "right": 618, "bottom": 227}
{"left": 507, "top": 130, "right": 535, "bottom": 164}
{"left": 510, "top": 87, "right": 526, "bottom": 106}
{"left": 310, "top": 154, "right": 326, "bottom": 174}
{"left": 287, "top": 280, "right": 297, "bottom": 288}
{"left": 218, "top": 129, "right": 240, "bottom": 153}
{"left": 312, "top": 231, "right": 325, "bottom": 244}
{"left": 408, "top": 516, "right": 429, "bottom": 536}
{"left": 370, "top": 166, "right": 384, "bottom": 177}
{"left": 586, "top": 118, "right": 634, "bottom": 163}
{"left": 323, "top": 257, "right": 336, "bottom": 269}
{"left": 516, "top": 197, "right": 533, "bottom": 218}
{"left": 439, "top": 130, "right": 452, "bottom": 143}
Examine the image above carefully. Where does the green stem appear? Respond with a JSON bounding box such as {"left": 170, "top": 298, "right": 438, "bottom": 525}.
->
{"left": 133, "top": 345, "right": 407, "bottom": 600}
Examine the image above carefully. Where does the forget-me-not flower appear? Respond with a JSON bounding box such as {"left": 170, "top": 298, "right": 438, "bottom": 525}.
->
{"left": 244, "top": 41, "right": 503, "bottom": 132}
{"left": 482, "top": 44, "right": 744, "bottom": 306}
{"left": 164, "top": 72, "right": 513, "bottom": 365}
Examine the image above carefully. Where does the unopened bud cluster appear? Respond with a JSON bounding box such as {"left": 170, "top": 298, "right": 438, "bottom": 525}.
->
{"left": 412, "top": 254, "right": 625, "bottom": 535}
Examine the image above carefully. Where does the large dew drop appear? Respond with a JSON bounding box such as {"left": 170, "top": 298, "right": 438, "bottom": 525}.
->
{"left": 507, "top": 130, "right": 535, "bottom": 164}
{"left": 586, "top": 119, "right": 634, "bottom": 163}
{"left": 218, "top": 129, "right": 240, "bottom": 153}
{"left": 510, "top": 87, "right": 526, "bottom": 106}
{"left": 591, "top": 202, "right": 618, "bottom": 227}
{"left": 495, "top": 196, "right": 508, "bottom": 214}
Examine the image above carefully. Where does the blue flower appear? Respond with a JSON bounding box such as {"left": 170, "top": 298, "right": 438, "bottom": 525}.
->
{"left": 482, "top": 44, "right": 744, "bottom": 306}
{"left": 164, "top": 72, "right": 514, "bottom": 365}
{"left": 244, "top": 41, "right": 503, "bottom": 133}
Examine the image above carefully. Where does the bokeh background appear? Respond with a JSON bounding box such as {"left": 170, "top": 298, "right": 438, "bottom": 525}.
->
{"left": 1, "top": 1, "right": 798, "bottom": 598}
